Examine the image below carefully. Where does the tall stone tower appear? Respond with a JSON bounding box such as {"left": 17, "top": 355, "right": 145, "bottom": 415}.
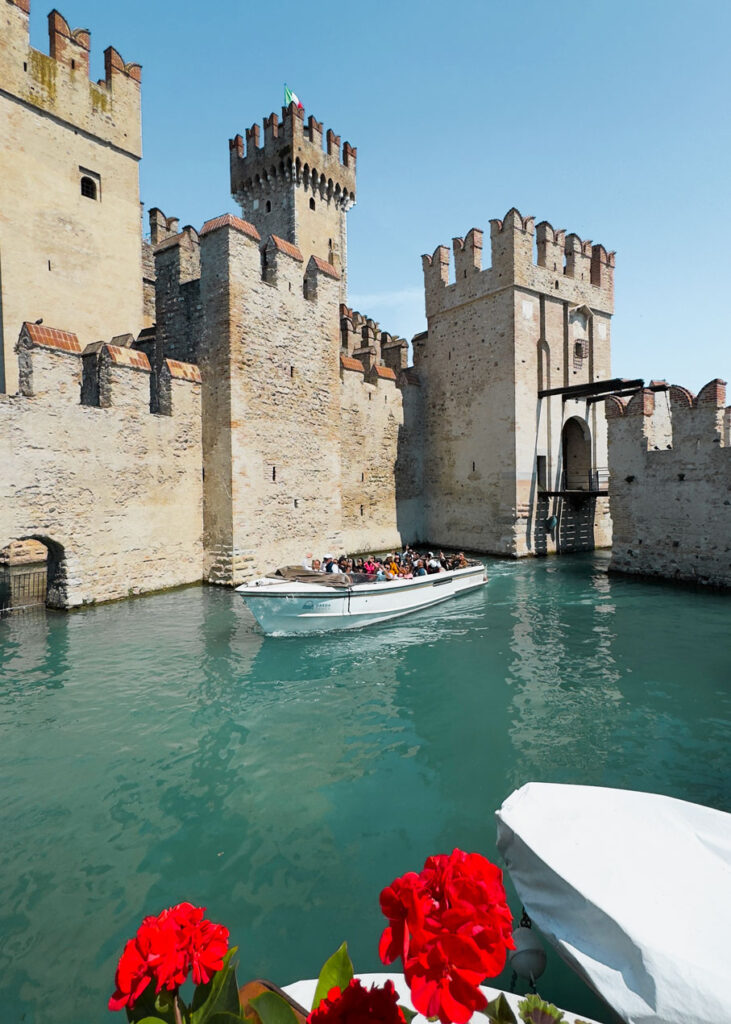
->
{"left": 229, "top": 102, "right": 356, "bottom": 300}
{"left": 416, "top": 208, "right": 616, "bottom": 557}
{"left": 0, "top": 1, "right": 144, "bottom": 394}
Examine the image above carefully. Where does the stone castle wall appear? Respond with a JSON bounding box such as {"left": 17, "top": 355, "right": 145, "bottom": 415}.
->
{"left": 0, "top": 1, "right": 144, "bottom": 394}
{"left": 194, "top": 216, "right": 422, "bottom": 584}
{"left": 417, "top": 209, "right": 614, "bottom": 556}
{"left": 0, "top": 324, "right": 203, "bottom": 607}
{"left": 606, "top": 381, "right": 731, "bottom": 588}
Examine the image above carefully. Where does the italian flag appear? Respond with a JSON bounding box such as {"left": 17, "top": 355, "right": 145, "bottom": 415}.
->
{"left": 284, "top": 84, "right": 304, "bottom": 109}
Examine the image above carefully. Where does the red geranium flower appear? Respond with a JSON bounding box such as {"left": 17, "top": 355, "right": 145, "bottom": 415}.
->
{"left": 379, "top": 872, "right": 429, "bottom": 964}
{"left": 108, "top": 902, "right": 229, "bottom": 1011}
{"left": 379, "top": 850, "right": 515, "bottom": 1020}
{"left": 108, "top": 913, "right": 183, "bottom": 1011}
{"left": 405, "top": 939, "right": 488, "bottom": 1024}
{"left": 307, "top": 979, "right": 406, "bottom": 1024}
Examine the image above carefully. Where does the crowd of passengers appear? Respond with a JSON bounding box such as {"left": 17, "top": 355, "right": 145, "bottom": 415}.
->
{"left": 305, "top": 546, "right": 470, "bottom": 580}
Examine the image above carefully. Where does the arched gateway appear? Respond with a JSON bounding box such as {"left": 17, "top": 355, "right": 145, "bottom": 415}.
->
{"left": 561, "top": 416, "right": 593, "bottom": 491}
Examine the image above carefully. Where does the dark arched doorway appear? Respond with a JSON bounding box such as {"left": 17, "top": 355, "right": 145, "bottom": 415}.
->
{"left": 0, "top": 536, "right": 67, "bottom": 613}
{"left": 561, "top": 416, "right": 593, "bottom": 491}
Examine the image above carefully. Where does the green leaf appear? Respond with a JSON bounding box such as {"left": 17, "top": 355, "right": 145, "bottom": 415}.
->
{"left": 485, "top": 992, "right": 518, "bottom": 1024}
{"left": 191, "top": 948, "right": 243, "bottom": 1024}
{"left": 124, "top": 986, "right": 177, "bottom": 1024}
{"left": 249, "top": 991, "right": 300, "bottom": 1024}
{"left": 135, "top": 1019, "right": 169, "bottom": 1024}
{"left": 207, "top": 1015, "right": 250, "bottom": 1024}
{"left": 311, "top": 942, "right": 354, "bottom": 1010}
{"left": 398, "top": 1005, "right": 418, "bottom": 1024}
{"left": 517, "top": 994, "right": 566, "bottom": 1024}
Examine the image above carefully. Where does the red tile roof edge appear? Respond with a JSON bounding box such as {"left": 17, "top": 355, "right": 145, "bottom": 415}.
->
{"left": 340, "top": 354, "right": 365, "bottom": 373}
{"left": 200, "top": 214, "right": 261, "bottom": 242}
{"left": 269, "top": 235, "right": 304, "bottom": 261}
{"left": 311, "top": 256, "right": 340, "bottom": 279}
{"left": 106, "top": 345, "right": 151, "bottom": 371}
{"left": 374, "top": 364, "right": 397, "bottom": 380}
{"left": 166, "top": 358, "right": 202, "bottom": 383}
{"left": 23, "top": 322, "right": 81, "bottom": 353}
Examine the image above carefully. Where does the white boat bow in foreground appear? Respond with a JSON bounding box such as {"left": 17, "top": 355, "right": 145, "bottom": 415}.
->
{"left": 236, "top": 562, "right": 487, "bottom": 634}
{"left": 496, "top": 783, "right": 731, "bottom": 1024}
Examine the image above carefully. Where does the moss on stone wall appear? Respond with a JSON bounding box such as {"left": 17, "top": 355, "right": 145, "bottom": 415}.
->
{"left": 28, "top": 50, "right": 57, "bottom": 105}
{"left": 89, "top": 83, "right": 110, "bottom": 114}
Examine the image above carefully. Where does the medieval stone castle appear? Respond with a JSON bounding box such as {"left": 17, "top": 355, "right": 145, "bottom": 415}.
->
{"left": 1, "top": 1, "right": 729, "bottom": 609}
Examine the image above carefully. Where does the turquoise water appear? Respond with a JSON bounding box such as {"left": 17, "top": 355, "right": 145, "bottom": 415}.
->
{"left": 1, "top": 552, "right": 729, "bottom": 1024}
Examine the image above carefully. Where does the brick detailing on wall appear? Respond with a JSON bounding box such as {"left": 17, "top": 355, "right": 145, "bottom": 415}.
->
{"left": 416, "top": 206, "right": 614, "bottom": 556}
{"left": 1, "top": 3, "right": 142, "bottom": 155}
{"left": 606, "top": 380, "right": 731, "bottom": 588}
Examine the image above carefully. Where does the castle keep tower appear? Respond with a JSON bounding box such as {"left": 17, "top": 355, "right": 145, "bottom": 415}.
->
{"left": 417, "top": 208, "right": 615, "bottom": 557}
{"left": 0, "top": 1, "right": 144, "bottom": 393}
{"left": 229, "top": 103, "right": 356, "bottom": 300}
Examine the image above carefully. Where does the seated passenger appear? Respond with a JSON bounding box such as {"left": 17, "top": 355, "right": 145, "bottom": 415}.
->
{"left": 312, "top": 558, "right": 322, "bottom": 571}
{"left": 363, "top": 557, "right": 377, "bottom": 575}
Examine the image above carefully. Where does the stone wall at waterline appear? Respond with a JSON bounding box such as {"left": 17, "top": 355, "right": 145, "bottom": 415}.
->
{"left": 0, "top": 324, "right": 203, "bottom": 607}
{"left": 606, "top": 381, "right": 731, "bottom": 587}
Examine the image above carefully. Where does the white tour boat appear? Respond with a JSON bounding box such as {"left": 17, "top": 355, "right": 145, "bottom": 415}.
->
{"left": 236, "top": 561, "right": 487, "bottom": 635}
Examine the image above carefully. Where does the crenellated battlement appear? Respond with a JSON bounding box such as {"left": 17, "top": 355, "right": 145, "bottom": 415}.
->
{"left": 11, "top": 322, "right": 199, "bottom": 415}
{"left": 607, "top": 378, "right": 731, "bottom": 587}
{"left": 339, "top": 304, "right": 411, "bottom": 380}
{"left": 606, "top": 379, "right": 730, "bottom": 450}
{"left": 422, "top": 207, "right": 615, "bottom": 317}
{"left": 230, "top": 102, "right": 356, "bottom": 208}
{"left": 198, "top": 214, "right": 342, "bottom": 307}
{"left": 0, "top": 2, "right": 142, "bottom": 157}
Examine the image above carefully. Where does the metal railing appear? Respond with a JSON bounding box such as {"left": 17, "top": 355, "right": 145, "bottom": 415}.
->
{"left": 0, "top": 565, "right": 48, "bottom": 614}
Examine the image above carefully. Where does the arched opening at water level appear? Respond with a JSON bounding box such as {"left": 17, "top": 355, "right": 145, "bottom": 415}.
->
{"left": 0, "top": 536, "right": 68, "bottom": 614}
{"left": 556, "top": 417, "right": 598, "bottom": 552}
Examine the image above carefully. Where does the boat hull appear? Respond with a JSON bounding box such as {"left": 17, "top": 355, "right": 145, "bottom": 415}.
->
{"left": 236, "top": 565, "right": 487, "bottom": 635}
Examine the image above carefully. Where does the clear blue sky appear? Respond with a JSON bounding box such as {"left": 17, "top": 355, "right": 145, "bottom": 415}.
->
{"left": 28, "top": 0, "right": 730, "bottom": 391}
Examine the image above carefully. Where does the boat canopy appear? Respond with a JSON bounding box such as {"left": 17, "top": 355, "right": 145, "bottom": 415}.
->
{"left": 271, "top": 566, "right": 360, "bottom": 588}
{"left": 496, "top": 783, "right": 730, "bottom": 1024}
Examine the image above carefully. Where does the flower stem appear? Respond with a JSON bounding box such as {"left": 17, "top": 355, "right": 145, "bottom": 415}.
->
{"left": 174, "top": 994, "right": 184, "bottom": 1024}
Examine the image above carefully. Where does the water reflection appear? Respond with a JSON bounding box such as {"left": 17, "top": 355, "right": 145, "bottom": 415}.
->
{"left": 0, "top": 560, "right": 729, "bottom": 1024}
